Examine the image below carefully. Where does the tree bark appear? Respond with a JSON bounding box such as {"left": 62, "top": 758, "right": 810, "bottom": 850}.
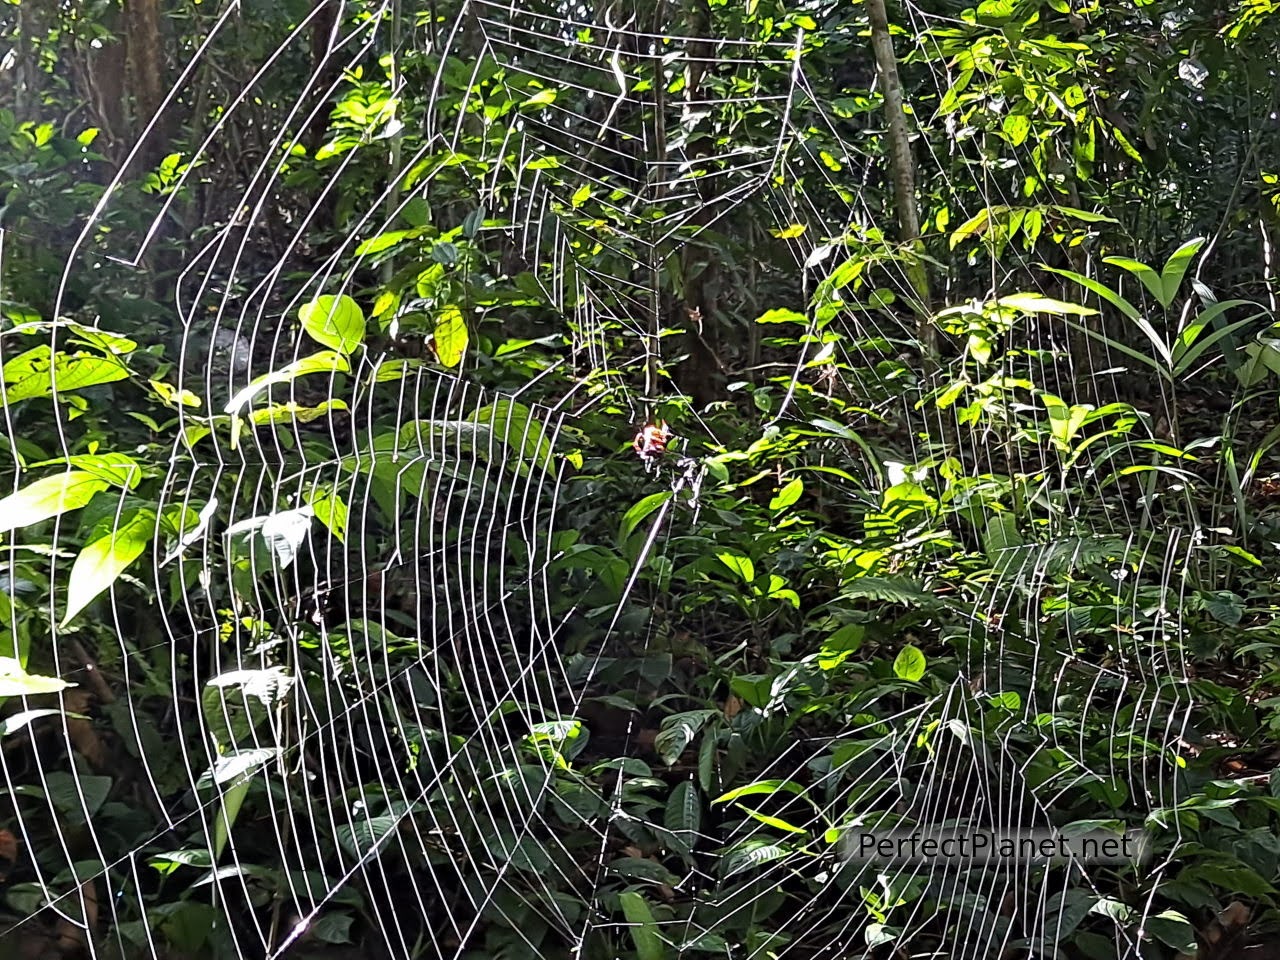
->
{"left": 124, "top": 0, "right": 170, "bottom": 171}
{"left": 865, "top": 0, "right": 936, "bottom": 361}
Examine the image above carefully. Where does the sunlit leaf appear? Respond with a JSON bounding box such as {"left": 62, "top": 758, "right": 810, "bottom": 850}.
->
{"left": 62, "top": 507, "right": 157, "bottom": 626}
{"left": 2, "top": 346, "right": 129, "bottom": 404}
{"left": 893, "top": 644, "right": 926, "bottom": 682}
{"left": 0, "top": 471, "right": 109, "bottom": 534}
{"left": 433, "top": 306, "right": 468, "bottom": 367}
{"left": 305, "top": 488, "right": 349, "bottom": 544}
{"left": 769, "top": 477, "right": 803, "bottom": 512}
{"left": 354, "top": 230, "right": 416, "bottom": 257}
{"left": 299, "top": 295, "right": 366, "bottom": 355}
{"left": 0, "top": 658, "right": 74, "bottom": 696}
{"left": 521, "top": 88, "right": 558, "bottom": 109}
{"left": 716, "top": 551, "right": 755, "bottom": 583}
{"left": 224, "top": 351, "right": 351, "bottom": 415}
{"left": 620, "top": 491, "right": 672, "bottom": 542}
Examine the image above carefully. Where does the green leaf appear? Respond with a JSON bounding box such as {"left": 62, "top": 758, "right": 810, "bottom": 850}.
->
{"left": 983, "top": 512, "right": 1024, "bottom": 574}
{"left": 608, "top": 856, "right": 681, "bottom": 885}
{"left": 893, "top": 644, "right": 927, "bottom": 682}
{"left": 716, "top": 551, "right": 755, "bottom": 583}
{"left": 213, "top": 777, "right": 250, "bottom": 862}
{"left": 0, "top": 471, "right": 109, "bottom": 534}
{"left": 755, "top": 308, "right": 808, "bottom": 325}
{"left": 520, "top": 88, "right": 558, "bottom": 109}
{"left": 996, "top": 293, "right": 1096, "bottom": 317}
{"left": 2, "top": 346, "right": 129, "bottom": 404}
{"left": 722, "top": 839, "right": 789, "bottom": 877}
{"left": 664, "top": 780, "right": 701, "bottom": 838}
{"left": 1158, "top": 237, "right": 1205, "bottom": 308}
{"left": 311, "top": 912, "right": 354, "bottom": 945}
{"left": 305, "top": 488, "right": 348, "bottom": 544}
{"left": 299, "top": 295, "right": 366, "bottom": 355}
{"left": 1041, "top": 266, "right": 1142, "bottom": 322}
{"left": 1002, "top": 114, "right": 1031, "bottom": 147}
{"left": 714, "top": 779, "right": 807, "bottom": 804}
{"left": 620, "top": 492, "right": 672, "bottom": 543}
{"left": 570, "top": 184, "right": 591, "bottom": 208}
{"left": 655, "top": 710, "right": 718, "bottom": 766}
{"left": 1172, "top": 303, "right": 1265, "bottom": 376}
{"left": 736, "top": 804, "right": 808, "bottom": 834}
{"left": 769, "top": 477, "right": 803, "bottom": 512}
{"left": 61, "top": 507, "right": 157, "bottom": 626}
{"left": 224, "top": 351, "right": 351, "bottom": 415}
{"left": 618, "top": 892, "right": 666, "bottom": 960}
{"left": 0, "top": 658, "right": 75, "bottom": 696}
{"left": 433, "top": 305, "right": 468, "bottom": 367}
{"left": 473, "top": 398, "right": 555, "bottom": 476}
{"left": 1102, "top": 255, "right": 1164, "bottom": 305}
{"left": 1144, "top": 910, "right": 1196, "bottom": 953}
{"left": 34, "top": 453, "right": 144, "bottom": 490}
{"left": 354, "top": 230, "right": 416, "bottom": 256}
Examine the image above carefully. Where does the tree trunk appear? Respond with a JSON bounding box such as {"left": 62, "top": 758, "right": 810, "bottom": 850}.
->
{"left": 865, "top": 0, "right": 936, "bottom": 361}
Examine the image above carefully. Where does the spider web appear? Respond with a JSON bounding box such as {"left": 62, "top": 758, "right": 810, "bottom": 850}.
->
{"left": 0, "top": 0, "right": 1209, "bottom": 957}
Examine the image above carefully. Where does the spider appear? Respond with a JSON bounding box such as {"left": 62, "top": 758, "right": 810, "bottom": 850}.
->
{"left": 633, "top": 421, "right": 672, "bottom": 464}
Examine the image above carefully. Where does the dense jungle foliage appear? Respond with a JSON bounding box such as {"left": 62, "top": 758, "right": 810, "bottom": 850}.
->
{"left": 5, "top": 1, "right": 1280, "bottom": 958}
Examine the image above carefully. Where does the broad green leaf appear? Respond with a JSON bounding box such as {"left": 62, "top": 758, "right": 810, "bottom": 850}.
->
{"left": 716, "top": 551, "right": 755, "bottom": 583}
{"left": 654, "top": 710, "right": 718, "bottom": 766}
{"left": 305, "top": 488, "right": 349, "bottom": 544}
{"left": 620, "top": 491, "right": 672, "bottom": 542}
{"left": 664, "top": 780, "right": 701, "bottom": 837}
{"left": 618, "top": 892, "right": 666, "bottom": 960}
{"left": 1051, "top": 206, "right": 1119, "bottom": 224}
{"left": 570, "top": 184, "right": 591, "bottom": 207}
{"left": 1144, "top": 910, "right": 1196, "bottom": 954}
{"left": 893, "top": 644, "right": 926, "bottom": 682}
{"left": 0, "top": 471, "right": 109, "bottom": 534}
{"left": 722, "top": 839, "right": 790, "bottom": 877}
{"left": 769, "top": 477, "right": 803, "bottom": 512}
{"left": 299, "top": 295, "right": 366, "bottom": 355}
{"left": 950, "top": 206, "right": 1010, "bottom": 248}
{"left": 474, "top": 398, "right": 555, "bottom": 475}
{"left": 30, "top": 453, "right": 144, "bottom": 490}
{"left": 1044, "top": 266, "right": 1169, "bottom": 366}
{"left": 0, "top": 658, "right": 74, "bottom": 696}
{"left": 61, "top": 507, "right": 157, "bottom": 626}
{"left": 433, "top": 305, "right": 468, "bottom": 367}
{"left": 149, "top": 380, "right": 201, "bottom": 409}
{"left": 983, "top": 512, "right": 1023, "bottom": 574}
{"left": 2, "top": 347, "right": 129, "bottom": 404}
{"left": 1062, "top": 317, "right": 1167, "bottom": 378}
{"left": 1172, "top": 303, "right": 1265, "bottom": 376}
{"left": 1002, "top": 114, "right": 1031, "bottom": 146}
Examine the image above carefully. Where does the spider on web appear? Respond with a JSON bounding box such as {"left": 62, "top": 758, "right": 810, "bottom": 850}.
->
{"left": 633, "top": 420, "right": 672, "bottom": 470}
